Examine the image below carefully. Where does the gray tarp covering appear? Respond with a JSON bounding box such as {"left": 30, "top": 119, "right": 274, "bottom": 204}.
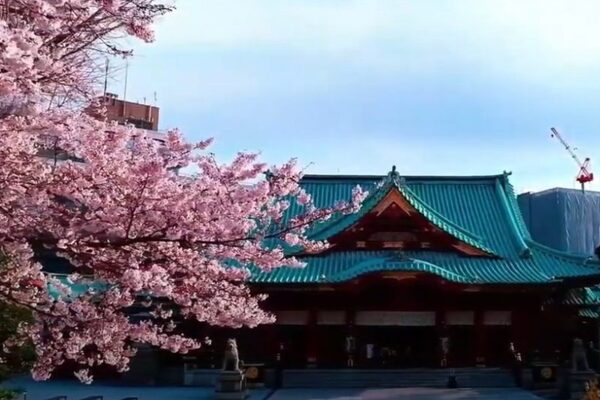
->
{"left": 518, "top": 188, "right": 600, "bottom": 255}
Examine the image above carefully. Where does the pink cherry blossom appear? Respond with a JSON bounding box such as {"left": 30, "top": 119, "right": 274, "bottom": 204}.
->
{"left": 0, "top": 0, "right": 366, "bottom": 384}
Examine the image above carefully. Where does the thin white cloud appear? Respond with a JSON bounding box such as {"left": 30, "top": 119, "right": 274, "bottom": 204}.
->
{"left": 155, "top": 0, "right": 600, "bottom": 69}
{"left": 156, "top": 1, "right": 402, "bottom": 50}
{"left": 127, "top": 0, "right": 600, "bottom": 92}
{"left": 115, "top": 0, "right": 600, "bottom": 194}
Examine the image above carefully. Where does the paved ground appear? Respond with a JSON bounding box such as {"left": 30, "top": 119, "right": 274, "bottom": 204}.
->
{"left": 2, "top": 377, "right": 545, "bottom": 400}
{"left": 266, "top": 388, "right": 544, "bottom": 400}
{"left": 1, "top": 376, "right": 270, "bottom": 400}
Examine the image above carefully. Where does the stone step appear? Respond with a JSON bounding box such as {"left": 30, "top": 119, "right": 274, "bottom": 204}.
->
{"left": 530, "top": 387, "right": 559, "bottom": 400}
{"left": 281, "top": 368, "right": 517, "bottom": 389}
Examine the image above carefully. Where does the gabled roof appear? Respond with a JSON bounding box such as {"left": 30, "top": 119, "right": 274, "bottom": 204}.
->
{"left": 307, "top": 168, "right": 495, "bottom": 255}
{"left": 252, "top": 170, "right": 600, "bottom": 285}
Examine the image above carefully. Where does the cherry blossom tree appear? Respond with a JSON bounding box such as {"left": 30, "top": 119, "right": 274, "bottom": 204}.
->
{"left": 0, "top": 0, "right": 366, "bottom": 383}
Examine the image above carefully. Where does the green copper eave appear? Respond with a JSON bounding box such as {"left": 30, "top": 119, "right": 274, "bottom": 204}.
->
{"left": 250, "top": 248, "right": 600, "bottom": 285}
{"left": 47, "top": 273, "right": 109, "bottom": 299}
{"left": 307, "top": 168, "right": 495, "bottom": 255}
{"left": 549, "top": 287, "right": 600, "bottom": 307}
{"left": 579, "top": 308, "right": 600, "bottom": 319}
{"left": 252, "top": 170, "right": 600, "bottom": 285}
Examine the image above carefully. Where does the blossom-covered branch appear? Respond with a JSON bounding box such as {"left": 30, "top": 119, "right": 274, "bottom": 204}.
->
{"left": 0, "top": 0, "right": 366, "bottom": 382}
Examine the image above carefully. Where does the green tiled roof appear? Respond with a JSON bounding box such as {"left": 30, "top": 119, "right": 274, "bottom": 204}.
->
{"left": 306, "top": 171, "right": 494, "bottom": 255}
{"left": 47, "top": 172, "right": 600, "bottom": 291}
{"left": 48, "top": 274, "right": 108, "bottom": 298}
{"left": 252, "top": 247, "right": 600, "bottom": 285}
{"left": 396, "top": 183, "right": 494, "bottom": 255}
{"left": 556, "top": 287, "right": 600, "bottom": 307}
{"left": 253, "top": 171, "right": 600, "bottom": 285}
{"left": 579, "top": 308, "right": 600, "bottom": 319}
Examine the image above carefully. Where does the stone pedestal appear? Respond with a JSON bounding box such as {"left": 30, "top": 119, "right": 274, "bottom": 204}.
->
{"left": 568, "top": 371, "right": 597, "bottom": 400}
{"left": 215, "top": 370, "right": 248, "bottom": 400}
{"left": 521, "top": 368, "right": 533, "bottom": 389}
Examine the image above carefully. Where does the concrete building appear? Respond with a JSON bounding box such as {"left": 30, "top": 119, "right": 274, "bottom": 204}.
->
{"left": 100, "top": 92, "right": 159, "bottom": 131}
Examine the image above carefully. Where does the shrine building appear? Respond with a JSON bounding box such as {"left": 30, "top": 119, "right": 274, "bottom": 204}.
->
{"left": 209, "top": 168, "right": 600, "bottom": 371}
{"left": 49, "top": 168, "right": 600, "bottom": 385}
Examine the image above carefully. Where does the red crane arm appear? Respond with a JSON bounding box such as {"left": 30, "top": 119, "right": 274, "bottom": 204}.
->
{"left": 550, "top": 127, "right": 594, "bottom": 187}
{"left": 550, "top": 127, "right": 586, "bottom": 168}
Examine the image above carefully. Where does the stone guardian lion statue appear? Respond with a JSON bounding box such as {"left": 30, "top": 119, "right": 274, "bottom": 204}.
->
{"left": 572, "top": 337, "right": 591, "bottom": 372}
{"left": 222, "top": 338, "right": 241, "bottom": 371}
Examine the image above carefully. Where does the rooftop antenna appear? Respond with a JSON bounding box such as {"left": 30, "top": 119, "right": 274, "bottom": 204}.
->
{"left": 122, "top": 56, "right": 130, "bottom": 120}
{"left": 153, "top": 91, "right": 157, "bottom": 105}
{"left": 550, "top": 127, "right": 594, "bottom": 192}
{"left": 123, "top": 56, "right": 129, "bottom": 102}
{"left": 102, "top": 58, "right": 109, "bottom": 97}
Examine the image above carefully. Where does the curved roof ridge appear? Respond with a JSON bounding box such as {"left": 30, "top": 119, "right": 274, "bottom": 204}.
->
{"left": 307, "top": 179, "right": 389, "bottom": 240}
{"left": 302, "top": 172, "right": 511, "bottom": 182}
{"left": 308, "top": 171, "right": 496, "bottom": 255}
{"left": 494, "top": 179, "right": 531, "bottom": 258}
{"left": 301, "top": 174, "right": 506, "bottom": 184}
{"left": 502, "top": 179, "right": 532, "bottom": 241}
{"left": 407, "top": 258, "right": 476, "bottom": 283}
{"left": 528, "top": 239, "right": 600, "bottom": 265}
{"left": 397, "top": 183, "right": 488, "bottom": 245}
{"left": 331, "top": 255, "right": 475, "bottom": 284}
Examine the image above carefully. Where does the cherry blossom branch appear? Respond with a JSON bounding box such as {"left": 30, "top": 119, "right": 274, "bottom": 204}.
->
{"left": 0, "top": 0, "right": 366, "bottom": 384}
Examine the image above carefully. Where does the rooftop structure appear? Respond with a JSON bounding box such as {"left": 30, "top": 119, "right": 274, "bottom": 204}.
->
{"left": 519, "top": 188, "right": 600, "bottom": 256}
{"left": 252, "top": 171, "right": 600, "bottom": 286}
{"left": 47, "top": 169, "right": 600, "bottom": 383}
{"left": 177, "top": 169, "right": 600, "bottom": 373}
{"left": 100, "top": 92, "right": 159, "bottom": 131}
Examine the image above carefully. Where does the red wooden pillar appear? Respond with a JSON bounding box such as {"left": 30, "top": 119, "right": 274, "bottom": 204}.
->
{"left": 474, "top": 310, "right": 486, "bottom": 366}
{"left": 306, "top": 309, "right": 318, "bottom": 367}
{"left": 511, "top": 309, "right": 527, "bottom": 359}
{"left": 345, "top": 309, "right": 356, "bottom": 367}
{"left": 346, "top": 309, "right": 356, "bottom": 334}
{"left": 435, "top": 309, "right": 448, "bottom": 367}
{"left": 263, "top": 322, "right": 278, "bottom": 364}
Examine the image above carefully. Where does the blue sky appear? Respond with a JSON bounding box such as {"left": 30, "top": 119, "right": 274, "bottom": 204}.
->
{"left": 110, "top": 0, "right": 600, "bottom": 193}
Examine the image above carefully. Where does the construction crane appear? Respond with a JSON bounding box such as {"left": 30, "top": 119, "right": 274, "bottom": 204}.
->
{"left": 550, "top": 127, "right": 594, "bottom": 191}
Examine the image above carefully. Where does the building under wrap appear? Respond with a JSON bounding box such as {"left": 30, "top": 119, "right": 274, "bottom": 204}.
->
{"left": 518, "top": 188, "right": 600, "bottom": 255}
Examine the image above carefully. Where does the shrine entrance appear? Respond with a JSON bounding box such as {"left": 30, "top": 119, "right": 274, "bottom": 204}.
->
{"left": 447, "top": 325, "right": 475, "bottom": 366}
{"left": 350, "top": 310, "right": 440, "bottom": 368}
{"left": 268, "top": 277, "right": 518, "bottom": 370}
{"left": 356, "top": 326, "right": 438, "bottom": 368}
